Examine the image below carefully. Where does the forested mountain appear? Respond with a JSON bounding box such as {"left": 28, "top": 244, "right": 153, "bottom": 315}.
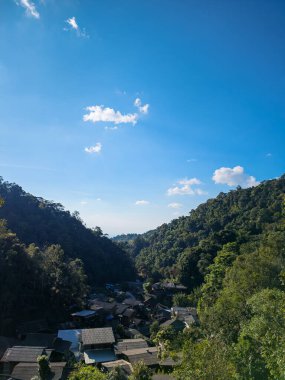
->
{"left": 0, "top": 177, "right": 136, "bottom": 334}
{"left": 0, "top": 177, "right": 135, "bottom": 285}
{"left": 130, "top": 175, "right": 285, "bottom": 288}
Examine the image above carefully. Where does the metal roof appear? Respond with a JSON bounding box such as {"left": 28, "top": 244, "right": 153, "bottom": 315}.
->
{"left": 0, "top": 346, "right": 48, "bottom": 363}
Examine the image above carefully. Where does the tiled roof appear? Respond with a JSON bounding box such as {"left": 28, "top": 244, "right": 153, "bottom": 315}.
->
{"left": 0, "top": 346, "right": 48, "bottom": 363}
{"left": 122, "top": 347, "right": 159, "bottom": 366}
{"left": 115, "top": 339, "right": 148, "bottom": 354}
{"left": 81, "top": 327, "right": 115, "bottom": 346}
{"left": 0, "top": 336, "right": 19, "bottom": 360}
{"left": 11, "top": 362, "right": 67, "bottom": 380}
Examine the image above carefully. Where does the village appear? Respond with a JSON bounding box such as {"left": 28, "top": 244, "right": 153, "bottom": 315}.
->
{"left": 0, "top": 280, "right": 198, "bottom": 379}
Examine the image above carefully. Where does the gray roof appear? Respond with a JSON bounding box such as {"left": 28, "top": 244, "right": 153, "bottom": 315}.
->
{"left": 0, "top": 336, "right": 19, "bottom": 360}
{"left": 11, "top": 362, "right": 66, "bottom": 380}
{"left": 122, "top": 347, "right": 159, "bottom": 366}
{"left": 103, "top": 359, "right": 133, "bottom": 375}
{"left": 115, "top": 339, "right": 148, "bottom": 354}
{"left": 81, "top": 328, "right": 115, "bottom": 346}
{"left": 0, "top": 346, "right": 48, "bottom": 363}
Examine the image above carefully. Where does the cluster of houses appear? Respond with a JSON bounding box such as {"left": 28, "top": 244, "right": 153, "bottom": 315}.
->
{"left": 0, "top": 281, "right": 198, "bottom": 379}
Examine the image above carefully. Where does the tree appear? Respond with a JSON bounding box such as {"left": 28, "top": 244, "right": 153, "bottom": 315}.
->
{"left": 37, "top": 355, "right": 51, "bottom": 380}
{"left": 106, "top": 367, "right": 128, "bottom": 380}
{"left": 68, "top": 364, "right": 107, "bottom": 380}
{"left": 129, "top": 361, "right": 152, "bottom": 380}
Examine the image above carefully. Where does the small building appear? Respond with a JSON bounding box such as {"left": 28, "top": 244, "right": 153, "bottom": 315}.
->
{"left": 81, "top": 327, "right": 115, "bottom": 350}
{"left": 122, "top": 347, "right": 159, "bottom": 367}
{"left": 81, "top": 327, "right": 116, "bottom": 366}
{"left": 57, "top": 329, "right": 81, "bottom": 360}
{"left": 115, "top": 339, "right": 148, "bottom": 355}
{"left": 11, "top": 361, "right": 67, "bottom": 380}
{"left": 159, "top": 319, "right": 186, "bottom": 332}
{"left": 71, "top": 310, "right": 97, "bottom": 325}
{"left": 0, "top": 346, "right": 52, "bottom": 374}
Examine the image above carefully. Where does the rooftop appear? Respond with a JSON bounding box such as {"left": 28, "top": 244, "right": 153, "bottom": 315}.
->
{"left": 0, "top": 346, "right": 49, "bottom": 363}
{"left": 122, "top": 346, "right": 159, "bottom": 366}
{"left": 115, "top": 339, "right": 148, "bottom": 354}
{"left": 81, "top": 327, "right": 115, "bottom": 346}
{"left": 103, "top": 359, "right": 133, "bottom": 375}
{"left": 11, "top": 362, "right": 67, "bottom": 380}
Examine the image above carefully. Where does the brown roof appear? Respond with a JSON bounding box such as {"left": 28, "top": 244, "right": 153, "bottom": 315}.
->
{"left": 122, "top": 347, "right": 159, "bottom": 366}
{"left": 81, "top": 328, "right": 115, "bottom": 346}
{"left": 115, "top": 339, "right": 148, "bottom": 354}
{"left": 0, "top": 346, "right": 49, "bottom": 363}
{"left": 11, "top": 362, "right": 67, "bottom": 380}
{"left": 102, "top": 359, "right": 133, "bottom": 375}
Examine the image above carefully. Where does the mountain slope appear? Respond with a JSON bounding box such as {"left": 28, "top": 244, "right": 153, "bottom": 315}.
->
{"left": 131, "top": 175, "right": 285, "bottom": 287}
{"left": 0, "top": 177, "right": 135, "bottom": 284}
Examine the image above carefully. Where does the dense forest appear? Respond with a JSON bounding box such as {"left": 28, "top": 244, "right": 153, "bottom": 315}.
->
{"left": 127, "top": 175, "right": 285, "bottom": 289}
{"left": 0, "top": 177, "right": 135, "bottom": 334}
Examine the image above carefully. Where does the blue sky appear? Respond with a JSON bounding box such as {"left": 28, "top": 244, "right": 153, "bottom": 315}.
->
{"left": 0, "top": 0, "right": 284, "bottom": 235}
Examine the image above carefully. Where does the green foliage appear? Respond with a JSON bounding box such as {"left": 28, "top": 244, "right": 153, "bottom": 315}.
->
{"left": 129, "top": 361, "right": 152, "bottom": 380}
{"left": 68, "top": 364, "right": 107, "bottom": 380}
{"left": 172, "top": 292, "right": 192, "bottom": 307}
{"left": 0, "top": 177, "right": 136, "bottom": 285}
{"left": 37, "top": 355, "right": 51, "bottom": 380}
{"left": 175, "top": 337, "right": 237, "bottom": 380}
{"left": 106, "top": 367, "right": 128, "bottom": 380}
{"left": 133, "top": 176, "right": 285, "bottom": 288}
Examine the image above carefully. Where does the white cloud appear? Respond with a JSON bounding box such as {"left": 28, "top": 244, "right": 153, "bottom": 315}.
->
{"left": 168, "top": 202, "right": 182, "bottom": 209}
{"left": 84, "top": 142, "right": 102, "bottom": 154}
{"left": 19, "top": 0, "right": 40, "bottom": 18}
{"left": 80, "top": 201, "right": 88, "bottom": 205}
{"left": 83, "top": 105, "right": 138, "bottom": 125}
{"left": 134, "top": 98, "right": 149, "bottom": 114}
{"left": 96, "top": 198, "right": 102, "bottom": 201}
{"left": 65, "top": 16, "right": 89, "bottom": 38}
{"left": 266, "top": 153, "right": 272, "bottom": 157}
{"left": 212, "top": 166, "right": 259, "bottom": 188}
{"left": 135, "top": 200, "right": 150, "bottom": 206}
{"left": 167, "top": 177, "right": 206, "bottom": 196}
{"left": 66, "top": 16, "right": 78, "bottom": 30}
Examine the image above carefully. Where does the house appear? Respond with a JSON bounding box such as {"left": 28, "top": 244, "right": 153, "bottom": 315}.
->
{"left": 81, "top": 327, "right": 115, "bottom": 350}
{"left": 122, "top": 347, "right": 159, "bottom": 367}
{"left": 115, "top": 339, "right": 148, "bottom": 354}
{"left": 102, "top": 359, "right": 133, "bottom": 376}
{"left": 81, "top": 327, "right": 116, "bottom": 365}
{"left": 0, "top": 346, "right": 52, "bottom": 374}
{"left": 10, "top": 362, "right": 67, "bottom": 380}
{"left": 71, "top": 310, "right": 98, "bottom": 326}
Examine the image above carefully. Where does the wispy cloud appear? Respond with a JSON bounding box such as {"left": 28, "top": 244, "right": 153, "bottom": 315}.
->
{"left": 187, "top": 158, "right": 197, "bottom": 163}
{"left": 83, "top": 105, "right": 138, "bottom": 126}
{"left": 168, "top": 202, "right": 182, "bottom": 209}
{"left": 84, "top": 142, "right": 102, "bottom": 154}
{"left": 212, "top": 166, "right": 259, "bottom": 188}
{"left": 65, "top": 16, "right": 89, "bottom": 38}
{"left": 134, "top": 98, "right": 149, "bottom": 114}
{"left": 266, "top": 153, "right": 272, "bottom": 158}
{"left": 18, "top": 0, "right": 40, "bottom": 19}
{"left": 167, "top": 178, "right": 207, "bottom": 196}
{"left": 135, "top": 200, "right": 150, "bottom": 206}
{"left": 104, "top": 126, "right": 118, "bottom": 131}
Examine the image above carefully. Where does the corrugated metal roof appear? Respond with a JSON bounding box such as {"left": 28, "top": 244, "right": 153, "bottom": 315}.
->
{"left": 83, "top": 349, "right": 116, "bottom": 364}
